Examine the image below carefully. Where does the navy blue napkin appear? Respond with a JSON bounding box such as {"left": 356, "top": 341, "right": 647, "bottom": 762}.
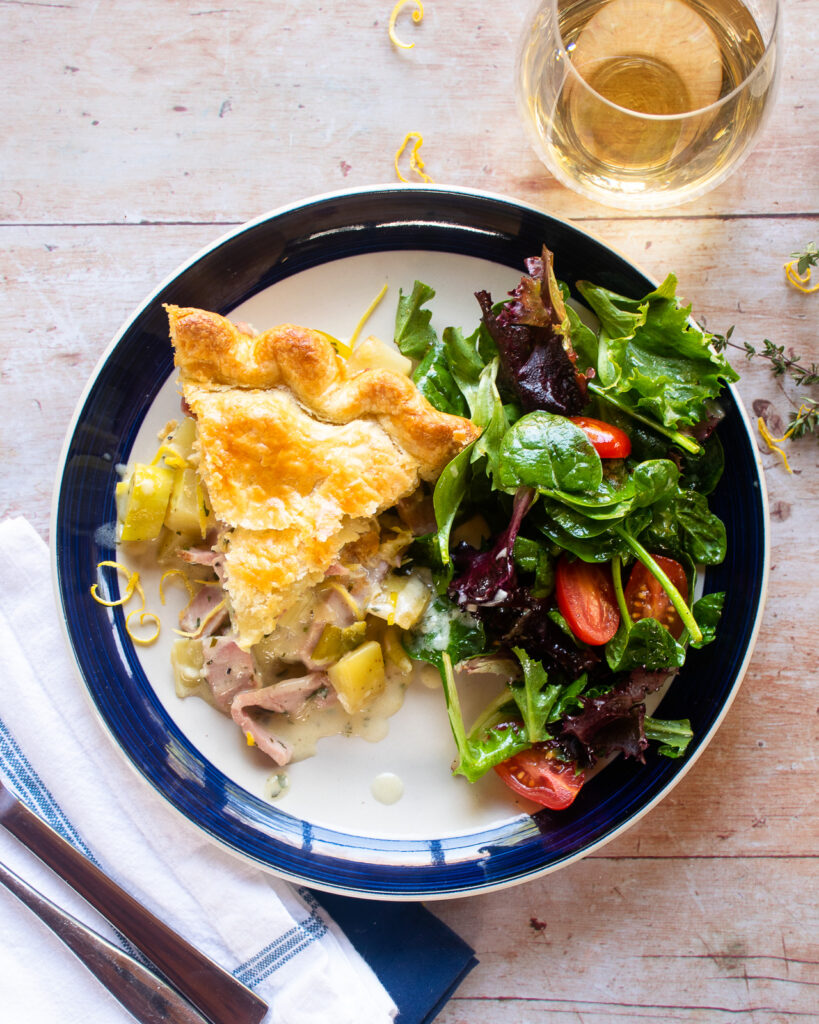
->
{"left": 311, "top": 891, "right": 477, "bottom": 1024}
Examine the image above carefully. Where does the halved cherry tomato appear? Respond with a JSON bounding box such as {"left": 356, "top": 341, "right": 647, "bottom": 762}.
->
{"left": 555, "top": 556, "right": 620, "bottom": 646}
{"left": 570, "top": 416, "right": 632, "bottom": 458}
{"left": 495, "top": 744, "right": 585, "bottom": 810}
{"left": 624, "top": 555, "right": 689, "bottom": 639}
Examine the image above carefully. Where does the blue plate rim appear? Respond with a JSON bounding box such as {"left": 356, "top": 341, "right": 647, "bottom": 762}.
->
{"left": 49, "top": 184, "right": 771, "bottom": 899}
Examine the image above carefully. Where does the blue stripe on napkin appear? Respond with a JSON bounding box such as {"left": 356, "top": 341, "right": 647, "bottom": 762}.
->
{"left": 0, "top": 713, "right": 328, "bottom": 986}
{"left": 1, "top": 712, "right": 477, "bottom": 1019}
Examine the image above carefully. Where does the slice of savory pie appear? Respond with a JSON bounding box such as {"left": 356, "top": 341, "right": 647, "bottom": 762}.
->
{"left": 167, "top": 305, "right": 479, "bottom": 649}
{"left": 114, "top": 305, "right": 479, "bottom": 766}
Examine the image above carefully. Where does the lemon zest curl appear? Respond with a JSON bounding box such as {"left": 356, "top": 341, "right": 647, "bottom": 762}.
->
{"left": 388, "top": 0, "right": 424, "bottom": 49}
{"left": 757, "top": 416, "right": 794, "bottom": 473}
{"left": 173, "top": 599, "right": 227, "bottom": 639}
{"left": 125, "top": 609, "right": 161, "bottom": 646}
{"left": 394, "top": 131, "right": 434, "bottom": 183}
{"left": 159, "top": 568, "right": 197, "bottom": 604}
{"left": 784, "top": 260, "right": 819, "bottom": 293}
{"left": 89, "top": 561, "right": 139, "bottom": 607}
{"left": 91, "top": 560, "right": 161, "bottom": 645}
{"left": 349, "top": 282, "right": 389, "bottom": 348}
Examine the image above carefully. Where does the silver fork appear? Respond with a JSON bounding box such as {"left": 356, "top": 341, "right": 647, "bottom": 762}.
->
{"left": 0, "top": 779, "right": 268, "bottom": 1024}
{"left": 0, "top": 858, "right": 212, "bottom": 1024}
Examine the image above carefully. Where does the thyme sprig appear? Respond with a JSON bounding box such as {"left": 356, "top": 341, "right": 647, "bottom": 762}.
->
{"left": 712, "top": 328, "right": 819, "bottom": 389}
{"left": 711, "top": 327, "right": 819, "bottom": 444}
{"left": 792, "top": 243, "right": 819, "bottom": 277}
{"left": 787, "top": 400, "right": 819, "bottom": 440}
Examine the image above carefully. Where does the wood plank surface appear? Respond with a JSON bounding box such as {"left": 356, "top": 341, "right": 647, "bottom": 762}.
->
{"left": 1, "top": 0, "right": 817, "bottom": 1021}
{"left": 0, "top": 1, "right": 814, "bottom": 224}
{"left": 434, "top": 858, "right": 818, "bottom": 1023}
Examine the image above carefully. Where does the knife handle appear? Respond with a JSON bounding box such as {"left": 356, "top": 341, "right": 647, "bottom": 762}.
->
{"left": 0, "top": 787, "right": 267, "bottom": 1024}
{"left": 0, "top": 858, "right": 211, "bottom": 1024}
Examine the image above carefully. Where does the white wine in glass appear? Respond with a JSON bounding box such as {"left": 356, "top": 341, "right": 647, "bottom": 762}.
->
{"left": 517, "top": 0, "right": 780, "bottom": 209}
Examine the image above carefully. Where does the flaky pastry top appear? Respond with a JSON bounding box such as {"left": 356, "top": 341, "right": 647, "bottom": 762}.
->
{"left": 166, "top": 305, "right": 479, "bottom": 478}
{"left": 165, "top": 304, "right": 480, "bottom": 648}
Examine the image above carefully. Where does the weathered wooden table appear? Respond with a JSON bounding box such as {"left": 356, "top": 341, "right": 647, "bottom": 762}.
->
{"left": 2, "top": 2, "right": 816, "bottom": 1021}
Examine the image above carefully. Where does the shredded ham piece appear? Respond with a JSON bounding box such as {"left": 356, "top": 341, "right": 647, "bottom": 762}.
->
{"left": 201, "top": 636, "right": 259, "bottom": 712}
{"left": 179, "top": 586, "right": 228, "bottom": 637}
{"left": 229, "top": 672, "right": 333, "bottom": 766}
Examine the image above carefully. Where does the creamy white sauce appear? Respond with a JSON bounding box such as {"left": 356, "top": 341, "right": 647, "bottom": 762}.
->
{"left": 370, "top": 772, "right": 404, "bottom": 805}
{"left": 264, "top": 666, "right": 411, "bottom": 762}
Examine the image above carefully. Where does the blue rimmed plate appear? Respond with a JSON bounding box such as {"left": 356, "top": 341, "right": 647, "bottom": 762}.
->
{"left": 52, "top": 185, "right": 769, "bottom": 898}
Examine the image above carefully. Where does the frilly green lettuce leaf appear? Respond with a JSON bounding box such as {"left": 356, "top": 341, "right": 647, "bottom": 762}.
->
{"left": 577, "top": 274, "right": 739, "bottom": 429}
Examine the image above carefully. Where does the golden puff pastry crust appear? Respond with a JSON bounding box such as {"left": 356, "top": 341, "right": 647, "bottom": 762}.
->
{"left": 165, "top": 305, "right": 480, "bottom": 648}
{"left": 166, "top": 305, "right": 480, "bottom": 478}
{"left": 219, "top": 521, "right": 369, "bottom": 650}
{"left": 184, "top": 384, "right": 421, "bottom": 540}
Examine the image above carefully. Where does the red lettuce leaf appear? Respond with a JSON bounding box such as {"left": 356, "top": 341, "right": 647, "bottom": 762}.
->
{"left": 475, "top": 246, "right": 587, "bottom": 416}
{"left": 447, "top": 487, "right": 536, "bottom": 608}
{"left": 560, "top": 670, "right": 668, "bottom": 764}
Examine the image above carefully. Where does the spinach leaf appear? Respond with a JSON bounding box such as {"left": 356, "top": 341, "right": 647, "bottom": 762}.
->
{"left": 679, "top": 434, "right": 725, "bottom": 495}
{"left": 539, "top": 459, "right": 678, "bottom": 525}
{"left": 445, "top": 324, "right": 498, "bottom": 393}
{"left": 513, "top": 535, "right": 555, "bottom": 598}
{"left": 406, "top": 533, "right": 453, "bottom": 594}
{"left": 395, "top": 280, "right": 438, "bottom": 359}
{"left": 606, "top": 617, "right": 686, "bottom": 672}
{"left": 686, "top": 591, "right": 725, "bottom": 648}
{"left": 412, "top": 345, "right": 470, "bottom": 416}
{"left": 676, "top": 490, "right": 727, "bottom": 565}
{"left": 428, "top": 358, "right": 509, "bottom": 563}
{"left": 537, "top": 497, "right": 622, "bottom": 540}
{"left": 630, "top": 459, "right": 681, "bottom": 508}
{"left": 431, "top": 445, "right": 473, "bottom": 565}
{"left": 467, "top": 358, "right": 509, "bottom": 485}
{"left": 640, "top": 486, "right": 727, "bottom": 566}
{"left": 534, "top": 501, "right": 635, "bottom": 562}
{"left": 498, "top": 411, "right": 603, "bottom": 493}
{"left": 404, "top": 595, "right": 486, "bottom": 670}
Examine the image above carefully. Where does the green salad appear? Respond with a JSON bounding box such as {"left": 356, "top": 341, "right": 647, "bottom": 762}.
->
{"left": 395, "top": 246, "right": 739, "bottom": 810}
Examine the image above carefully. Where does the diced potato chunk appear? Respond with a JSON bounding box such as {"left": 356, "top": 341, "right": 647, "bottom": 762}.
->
{"left": 382, "top": 626, "right": 413, "bottom": 675}
{"left": 154, "top": 416, "right": 197, "bottom": 465}
{"left": 170, "top": 637, "right": 205, "bottom": 698}
{"left": 327, "top": 640, "right": 386, "bottom": 714}
{"left": 167, "top": 416, "right": 197, "bottom": 459}
{"left": 347, "top": 335, "right": 413, "bottom": 377}
{"left": 118, "top": 463, "right": 175, "bottom": 541}
{"left": 164, "top": 467, "right": 206, "bottom": 538}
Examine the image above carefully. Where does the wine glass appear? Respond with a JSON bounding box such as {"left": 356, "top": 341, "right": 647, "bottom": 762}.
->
{"left": 516, "top": 0, "right": 780, "bottom": 209}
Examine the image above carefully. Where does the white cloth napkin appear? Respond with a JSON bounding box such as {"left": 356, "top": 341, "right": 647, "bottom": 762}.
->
{"left": 0, "top": 517, "right": 397, "bottom": 1024}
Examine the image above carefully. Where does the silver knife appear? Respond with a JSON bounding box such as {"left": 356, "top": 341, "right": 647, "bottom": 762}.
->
{"left": 0, "top": 779, "right": 268, "bottom": 1024}
{"left": 0, "top": 858, "right": 212, "bottom": 1024}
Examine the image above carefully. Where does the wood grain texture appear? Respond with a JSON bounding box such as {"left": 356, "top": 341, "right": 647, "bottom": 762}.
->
{"left": 1, "top": 0, "right": 817, "bottom": 1021}
{"left": 434, "top": 859, "right": 818, "bottom": 1023}
{"left": 0, "top": 1, "right": 815, "bottom": 225}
